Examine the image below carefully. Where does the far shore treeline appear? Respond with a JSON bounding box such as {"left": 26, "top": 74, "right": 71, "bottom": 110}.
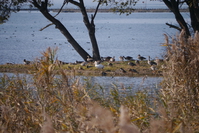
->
{"left": 18, "top": 8, "right": 189, "bottom": 13}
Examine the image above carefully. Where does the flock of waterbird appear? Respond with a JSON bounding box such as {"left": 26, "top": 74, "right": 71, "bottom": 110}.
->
{"left": 23, "top": 54, "right": 164, "bottom": 75}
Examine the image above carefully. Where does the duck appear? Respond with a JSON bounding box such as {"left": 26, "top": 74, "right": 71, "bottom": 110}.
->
{"left": 124, "top": 56, "right": 133, "bottom": 61}
{"left": 94, "top": 61, "right": 104, "bottom": 69}
{"left": 24, "top": 59, "right": 31, "bottom": 65}
{"left": 138, "top": 54, "right": 146, "bottom": 61}
{"left": 148, "top": 56, "right": 157, "bottom": 66}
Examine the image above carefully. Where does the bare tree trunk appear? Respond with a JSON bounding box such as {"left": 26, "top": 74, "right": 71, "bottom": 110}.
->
{"left": 163, "top": 0, "right": 191, "bottom": 36}
{"left": 32, "top": 0, "right": 91, "bottom": 61}
{"left": 78, "top": 0, "right": 101, "bottom": 61}
{"left": 187, "top": 0, "right": 199, "bottom": 32}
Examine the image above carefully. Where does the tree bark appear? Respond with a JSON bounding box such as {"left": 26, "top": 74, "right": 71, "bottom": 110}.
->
{"left": 163, "top": 0, "right": 190, "bottom": 36}
{"left": 78, "top": 0, "right": 101, "bottom": 61}
{"left": 187, "top": 0, "right": 199, "bottom": 32}
{"left": 32, "top": 0, "right": 91, "bottom": 61}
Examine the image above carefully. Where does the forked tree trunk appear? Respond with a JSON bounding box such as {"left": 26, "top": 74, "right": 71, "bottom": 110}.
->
{"left": 32, "top": 0, "right": 101, "bottom": 61}
{"left": 78, "top": 1, "right": 101, "bottom": 61}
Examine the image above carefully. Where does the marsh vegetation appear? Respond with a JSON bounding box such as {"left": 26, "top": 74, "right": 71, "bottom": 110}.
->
{"left": 1, "top": 31, "right": 199, "bottom": 132}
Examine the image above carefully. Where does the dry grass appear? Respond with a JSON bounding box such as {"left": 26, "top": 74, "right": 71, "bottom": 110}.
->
{"left": 0, "top": 31, "right": 199, "bottom": 132}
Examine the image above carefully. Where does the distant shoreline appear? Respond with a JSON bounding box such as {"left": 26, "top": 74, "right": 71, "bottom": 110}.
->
{"left": 21, "top": 8, "right": 189, "bottom": 13}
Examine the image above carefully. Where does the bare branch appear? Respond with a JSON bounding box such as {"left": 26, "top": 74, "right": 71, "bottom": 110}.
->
{"left": 54, "top": 0, "right": 68, "bottom": 18}
{"left": 93, "top": 0, "right": 101, "bottom": 20}
{"left": 39, "top": 23, "right": 54, "bottom": 31}
{"left": 166, "top": 23, "right": 181, "bottom": 31}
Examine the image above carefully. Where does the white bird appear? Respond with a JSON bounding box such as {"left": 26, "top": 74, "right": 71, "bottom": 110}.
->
{"left": 94, "top": 61, "right": 104, "bottom": 69}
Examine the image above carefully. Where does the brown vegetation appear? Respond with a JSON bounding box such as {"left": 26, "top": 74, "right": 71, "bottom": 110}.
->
{"left": 0, "top": 31, "right": 199, "bottom": 132}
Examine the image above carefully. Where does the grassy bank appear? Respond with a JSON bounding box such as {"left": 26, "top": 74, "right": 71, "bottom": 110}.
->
{"left": 0, "top": 60, "right": 163, "bottom": 77}
{"left": 0, "top": 31, "right": 199, "bottom": 132}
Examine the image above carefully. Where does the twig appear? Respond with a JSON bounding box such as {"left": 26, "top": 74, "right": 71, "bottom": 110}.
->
{"left": 40, "top": 23, "right": 54, "bottom": 31}
{"left": 166, "top": 22, "right": 181, "bottom": 31}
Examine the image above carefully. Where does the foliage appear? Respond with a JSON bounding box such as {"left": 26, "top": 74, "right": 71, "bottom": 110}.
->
{"left": 0, "top": 0, "right": 28, "bottom": 23}
{"left": 99, "top": 0, "right": 139, "bottom": 15}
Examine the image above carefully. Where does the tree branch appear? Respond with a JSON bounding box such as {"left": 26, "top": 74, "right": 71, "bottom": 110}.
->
{"left": 54, "top": 0, "right": 68, "bottom": 18}
{"left": 91, "top": 0, "right": 101, "bottom": 25}
{"left": 166, "top": 22, "right": 181, "bottom": 31}
{"left": 69, "top": 0, "right": 81, "bottom": 7}
{"left": 39, "top": 23, "right": 53, "bottom": 31}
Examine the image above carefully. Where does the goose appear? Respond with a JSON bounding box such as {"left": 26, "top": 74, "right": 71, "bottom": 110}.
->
{"left": 76, "top": 60, "right": 84, "bottom": 64}
{"left": 80, "top": 61, "right": 87, "bottom": 66}
{"left": 135, "top": 60, "right": 140, "bottom": 65}
{"left": 128, "top": 62, "right": 136, "bottom": 66}
{"left": 110, "top": 56, "right": 115, "bottom": 62}
{"left": 150, "top": 65, "right": 157, "bottom": 71}
{"left": 108, "top": 62, "right": 113, "bottom": 66}
{"left": 138, "top": 54, "right": 146, "bottom": 61}
{"left": 24, "top": 59, "right": 31, "bottom": 65}
{"left": 155, "top": 57, "right": 164, "bottom": 65}
{"left": 120, "top": 68, "right": 126, "bottom": 73}
{"left": 148, "top": 56, "right": 157, "bottom": 66}
{"left": 101, "top": 71, "right": 107, "bottom": 76}
{"left": 125, "top": 56, "right": 133, "bottom": 61}
{"left": 119, "top": 56, "right": 125, "bottom": 61}
{"left": 94, "top": 61, "right": 104, "bottom": 69}
{"left": 87, "top": 56, "right": 93, "bottom": 62}
{"left": 103, "top": 56, "right": 112, "bottom": 61}
{"left": 128, "top": 69, "right": 139, "bottom": 74}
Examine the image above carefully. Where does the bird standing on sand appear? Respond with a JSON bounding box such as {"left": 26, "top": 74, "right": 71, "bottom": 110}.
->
{"left": 94, "top": 61, "right": 104, "bottom": 69}
{"left": 138, "top": 54, "right": 146, "bottom": 61}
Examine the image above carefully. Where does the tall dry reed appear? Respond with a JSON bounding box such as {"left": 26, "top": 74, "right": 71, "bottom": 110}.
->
{"left": 160, "top": 30, "right": 199, "bottom": 132}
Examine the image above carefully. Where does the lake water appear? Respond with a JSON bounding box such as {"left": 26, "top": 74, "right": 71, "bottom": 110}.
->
{"left": 0, "top": 11, "right": 190, "bottom": 64}
{"left": 0, "top": 72, "right": 162, "bottom": 94}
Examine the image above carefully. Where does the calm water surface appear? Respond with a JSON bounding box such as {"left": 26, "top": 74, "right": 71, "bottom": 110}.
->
{"left": 0, "top": 11, "right": 190, "bottom": 64}
{"left": 0, "top": 73, "right": 162, "bottom": 93}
